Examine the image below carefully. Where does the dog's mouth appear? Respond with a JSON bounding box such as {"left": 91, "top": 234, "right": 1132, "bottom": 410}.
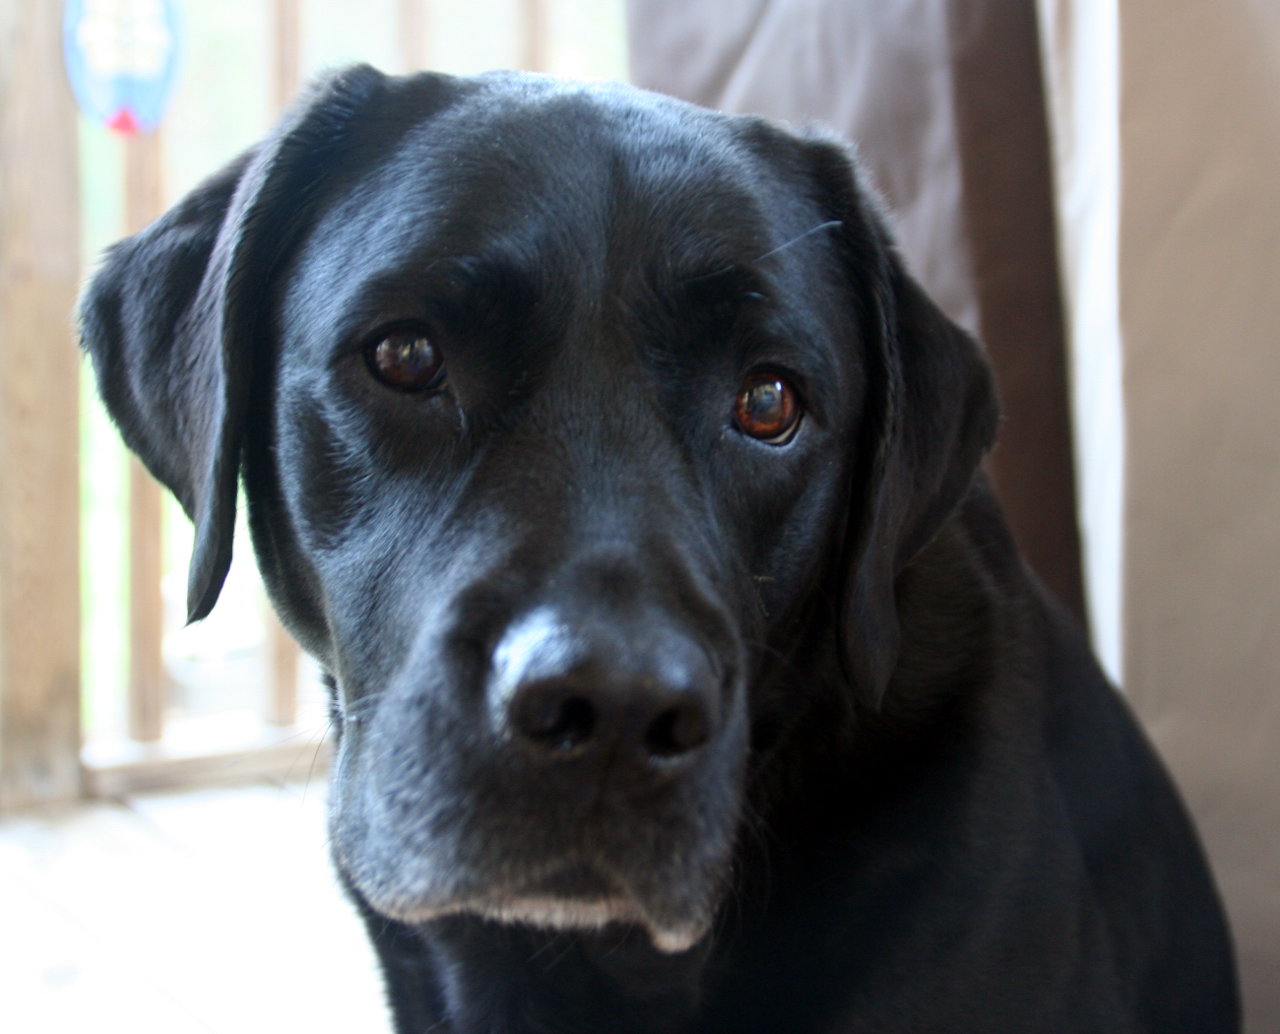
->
{"left": 360, "top": 857, "right": 714, "bottom": 955}
{"left": 488, "top": 864, "right": 711, "bottom": 953}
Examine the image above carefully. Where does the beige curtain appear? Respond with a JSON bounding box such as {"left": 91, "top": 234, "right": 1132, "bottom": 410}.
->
{"left": 628, "top": 2, "right": 1279, "bottom": 1029}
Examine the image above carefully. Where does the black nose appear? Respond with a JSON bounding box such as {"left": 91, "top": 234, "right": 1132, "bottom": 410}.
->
{"left": 492, "top": 610, "right": 721, "bottom": 772}
{"left": 509, "top": 671, "right": 713, "bottom": 760}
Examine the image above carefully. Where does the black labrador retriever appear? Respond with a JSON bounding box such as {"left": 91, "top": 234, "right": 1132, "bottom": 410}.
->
{"left": 79, "top": 67, "right": 1238, "bottom": 1033}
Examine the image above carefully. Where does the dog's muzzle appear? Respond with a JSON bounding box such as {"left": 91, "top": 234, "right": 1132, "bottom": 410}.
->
{"left": 335, "top": 547, "right": 749, "bottom": 954}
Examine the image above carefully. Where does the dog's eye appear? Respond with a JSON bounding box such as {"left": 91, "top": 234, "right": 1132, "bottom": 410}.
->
{"left": 366, "top": 329, "right": 445, "bottom": 393}
{"left": 734, "top": 370, "right": 801, "bottom": 445}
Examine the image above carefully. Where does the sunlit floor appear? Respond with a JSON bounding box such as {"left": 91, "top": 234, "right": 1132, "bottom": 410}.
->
{"left": 0, "top": 778, "right": 388, "bottom": 1034}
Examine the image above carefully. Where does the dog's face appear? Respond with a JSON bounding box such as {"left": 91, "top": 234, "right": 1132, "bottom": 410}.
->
{"left": 80, "top": 68, "right": 995, "bottom": 956}
{"left": 274, "top": 79, "right": 863, "bottom": 952}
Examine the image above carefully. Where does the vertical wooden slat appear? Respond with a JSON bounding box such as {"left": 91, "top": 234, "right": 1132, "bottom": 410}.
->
{"left": 0, "top": 1, "right": 83, "bottom": 807}
{"left": 127, "top": 463, "right": 165, "bottom": 742}
{"left": 267, "top": 0, "right": 304, "bottom": 727}
{"left": 274, "top": 0, "right": 302, "bottom": 112}
{"left": 521, "top": 0, "right": 551, "bottom": 72}
{"left": 124, "top": 130, "right": 167, "bottom": 743}
{"left": 398, "top": 0, "right": 430, "bottom": 73}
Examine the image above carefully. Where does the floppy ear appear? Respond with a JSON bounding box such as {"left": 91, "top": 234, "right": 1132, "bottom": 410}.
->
{"left": 803, "top": 137, "right": 1000, "bottom": 707}
{"left": 78, "top": 64, "right": 388, "bottom": 623}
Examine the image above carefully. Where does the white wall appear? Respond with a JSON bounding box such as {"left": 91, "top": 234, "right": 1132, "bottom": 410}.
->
{"left": 1035, "top": 0, "right": 1124, "bottom": 683}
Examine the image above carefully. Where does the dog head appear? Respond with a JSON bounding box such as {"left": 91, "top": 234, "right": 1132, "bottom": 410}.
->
{"left": 80, "top": 67, "right": 996, "bottom": 955}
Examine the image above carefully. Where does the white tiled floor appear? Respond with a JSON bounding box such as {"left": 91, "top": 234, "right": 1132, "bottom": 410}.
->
{"left": 0, "top": 779, "right": 388, "bottom": 1033}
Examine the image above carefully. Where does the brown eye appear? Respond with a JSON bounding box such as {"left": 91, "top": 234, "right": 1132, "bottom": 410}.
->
{"left": 367, "top": 329, "right": 445, "bottom": 392}
{"left": 734, "top": 370, "right": 801, "bottom": 445}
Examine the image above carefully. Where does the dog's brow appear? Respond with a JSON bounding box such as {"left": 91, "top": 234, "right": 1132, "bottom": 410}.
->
{"left": 678, "top": 221, "right": 843, "bottom": 294}
{"left": 752, "top": 220, "right": 843, "bottom": 264}
{"left": 339, "top": 253, "right": 530, "bottom": 335}
{"left": 678, "top": 263, "right": 768, "bottom": 299}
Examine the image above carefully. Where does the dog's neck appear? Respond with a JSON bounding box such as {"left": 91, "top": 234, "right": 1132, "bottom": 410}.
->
{"left": 419, "top": 917, "right": 708, "bottom": 1034}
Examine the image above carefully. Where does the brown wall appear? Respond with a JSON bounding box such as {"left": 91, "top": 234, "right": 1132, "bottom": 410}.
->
{"left": 1119, "top": 4, "right": 1280, "bottom": 1029}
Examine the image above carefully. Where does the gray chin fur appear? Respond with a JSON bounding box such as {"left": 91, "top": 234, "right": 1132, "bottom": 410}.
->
{"left": 372, "top": 889, "right": 712, "bottom": 955}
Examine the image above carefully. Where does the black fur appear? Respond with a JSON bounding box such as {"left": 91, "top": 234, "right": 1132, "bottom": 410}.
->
{"left": 80, "top": 67, "right": 1238, "bottom": 1032}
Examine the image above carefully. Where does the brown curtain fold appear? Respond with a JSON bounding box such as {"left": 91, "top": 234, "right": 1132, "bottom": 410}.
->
{"left": 628, "top": 0, "right": 1086, "bottom": 623}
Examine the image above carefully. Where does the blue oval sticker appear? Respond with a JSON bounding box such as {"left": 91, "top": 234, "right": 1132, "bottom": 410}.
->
{"left": 63, "top": 0, "right": 182, "bottom": 134}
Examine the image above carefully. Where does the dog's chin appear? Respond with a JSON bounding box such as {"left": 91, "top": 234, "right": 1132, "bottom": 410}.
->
{"left": 366, "top": 865, "right": 714, "bottom": 955}
{"left": 453, "top": 897, "right": 707, "bottom": 955}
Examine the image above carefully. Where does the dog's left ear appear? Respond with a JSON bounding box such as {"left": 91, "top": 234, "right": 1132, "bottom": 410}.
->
{"left": 800, "top": 135, "right": 1000, "bottom": 707}
{"left": 78, "top": 65, "right": 390, "bottom": 623}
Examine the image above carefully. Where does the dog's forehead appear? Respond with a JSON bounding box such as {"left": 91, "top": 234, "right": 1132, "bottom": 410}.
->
{"left": 290, "top": 79, "right": 816, "bottom": 312}
{"left": 393, "top": 75, "right": 775, "bottom": 216}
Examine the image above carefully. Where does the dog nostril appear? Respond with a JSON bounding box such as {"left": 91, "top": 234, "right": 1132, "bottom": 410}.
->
{"left": 514, "top": 689, "right": 597, "bottom": 753}
{"left": 645, "top": 702, "right": 711, "bottom": 759}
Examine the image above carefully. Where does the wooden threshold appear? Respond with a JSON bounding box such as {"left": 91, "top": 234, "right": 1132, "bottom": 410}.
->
{"left": 83, "top": 717, "right": 331, "bottom": 799}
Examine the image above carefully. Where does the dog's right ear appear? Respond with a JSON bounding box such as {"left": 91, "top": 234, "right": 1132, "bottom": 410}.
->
{"left": 793, "top": 133, "right": 1000, "bottom": 710}
{"left": 78, "top": 65, "right": 390, "bottom": 623}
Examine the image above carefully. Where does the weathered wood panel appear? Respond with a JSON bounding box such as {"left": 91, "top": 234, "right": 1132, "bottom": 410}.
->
{"left": 0, "top": 0, "right": 83, "bottom": 809}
